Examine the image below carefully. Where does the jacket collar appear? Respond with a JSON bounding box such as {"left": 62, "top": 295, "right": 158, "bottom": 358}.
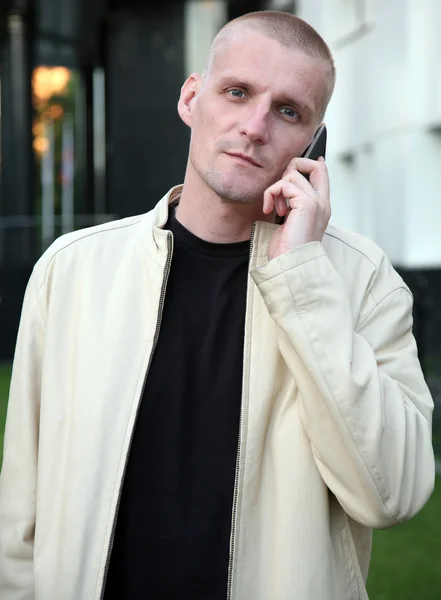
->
{"left": 140, "top": 184, "right": 279, "bottom": 268}
{"left": 139, "top": 185, "right": 183, "bottom": 265}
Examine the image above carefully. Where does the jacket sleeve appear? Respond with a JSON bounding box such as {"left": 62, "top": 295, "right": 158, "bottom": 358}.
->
{"left": 250, "top": 241, "right": 435, "bottom": 529}
{"left": 0, "top": 268, "right": 45, "bottom": 598}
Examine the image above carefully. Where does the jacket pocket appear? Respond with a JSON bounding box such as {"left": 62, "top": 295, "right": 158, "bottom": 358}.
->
{"left": 340, "top": 526, "right": 368, "bottom": 600}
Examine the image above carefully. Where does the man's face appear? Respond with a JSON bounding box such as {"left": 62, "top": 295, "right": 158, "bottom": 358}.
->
{"left": 178, "top": 27, "right": 329, "bottom": 206}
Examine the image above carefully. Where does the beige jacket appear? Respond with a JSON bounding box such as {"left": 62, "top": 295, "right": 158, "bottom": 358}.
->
{"left": 0, "top": 186, "right": 435, "bottom": 600}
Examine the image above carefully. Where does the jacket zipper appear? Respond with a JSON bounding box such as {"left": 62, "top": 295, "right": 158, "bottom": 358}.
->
{"left": 227, "top": 223, "right": 256, "bottom": 600}
{"left": 99, "top": 232, "right": 173, "bottom": 599}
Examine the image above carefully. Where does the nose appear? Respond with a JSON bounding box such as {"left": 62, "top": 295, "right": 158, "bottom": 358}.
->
{"left": 240, "top": 100, "right": 270, "bottom": 145}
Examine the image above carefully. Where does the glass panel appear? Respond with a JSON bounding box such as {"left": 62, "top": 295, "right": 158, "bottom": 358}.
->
{"left": 31, "top": 66, "right": 84, "bottom": 252}
{"left": 93, "top": 68, "right": 106, "bottom": 216}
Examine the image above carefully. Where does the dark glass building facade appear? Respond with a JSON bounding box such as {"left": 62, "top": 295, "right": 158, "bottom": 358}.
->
{"left": 0, "top": 0, "right": 290, "bottom": 359}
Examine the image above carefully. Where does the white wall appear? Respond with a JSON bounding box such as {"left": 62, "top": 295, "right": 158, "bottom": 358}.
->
{"left": 298, "top": 0, "right": 441, "bottom": 268}
{"left": 184, "top": 1, "right": 227, "bottom": 77}
{"left": 183, "top": 0, "right": 441, "bottom": 267}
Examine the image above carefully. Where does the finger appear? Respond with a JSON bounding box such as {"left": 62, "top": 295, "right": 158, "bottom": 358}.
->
{"left": 282, "top": 154, "right": 325, "bottom": 177}
{"left": 263, "top": 180, "right": 305, "bottom": 214}
{"left": 275, "top": 195, "right": 289, "bottom": 217}
{"left": 309, "top": 157, "right": 330, "bottom": 216}
{"left": 262, "top": 188, "right": 274, "bottom": 215}
{"left": 282, "top": 169, "right": 313, "bottom": 195}
{"left": 291, "top": 157, "right": 329, "bottom": 196}
{"left": 264, "top": 192, "right": 288, "bottom": 217}
{"left": 281, "top": 157, "right": 300, "bottom": 178}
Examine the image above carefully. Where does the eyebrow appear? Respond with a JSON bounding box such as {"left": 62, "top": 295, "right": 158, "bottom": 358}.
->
{"left": 217, "top": 76, "right": 313, "bottom": 118}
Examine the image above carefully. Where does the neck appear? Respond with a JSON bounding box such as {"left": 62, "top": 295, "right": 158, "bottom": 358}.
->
{"left": 175, "top": 163, "right": 275, "bottom": 244}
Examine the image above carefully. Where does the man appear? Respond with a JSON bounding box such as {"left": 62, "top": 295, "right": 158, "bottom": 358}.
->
{"left": 0, "top": 10, "right": 435, "bottom": 600}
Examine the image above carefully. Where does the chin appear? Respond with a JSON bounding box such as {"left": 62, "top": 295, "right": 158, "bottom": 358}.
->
{"left": 210, "top": 177, "right": 265, "bottom": 205}
{"left": 218, "top": 188, "right": 261, "bottom": 205}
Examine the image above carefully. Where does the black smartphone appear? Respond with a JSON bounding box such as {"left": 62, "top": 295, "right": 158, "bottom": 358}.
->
{"left": 302, "top": 124, "right": 327, "bottom": 161}
{"left": 277, "top": 124, "right": 328, "bottom": 223}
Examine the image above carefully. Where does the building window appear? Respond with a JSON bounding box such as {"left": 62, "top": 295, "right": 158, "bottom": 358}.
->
{"left": 31, "top": 66, "right": 85, "bottom": 251}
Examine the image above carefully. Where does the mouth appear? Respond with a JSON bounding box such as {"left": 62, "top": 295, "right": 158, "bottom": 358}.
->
{"left": 226, "top": 152, "right": 263, "bottom": 168}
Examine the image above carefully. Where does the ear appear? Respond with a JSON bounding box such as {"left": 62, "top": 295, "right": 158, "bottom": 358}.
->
{"left": 177, "top": 72, "right": 202, "bottom": 128}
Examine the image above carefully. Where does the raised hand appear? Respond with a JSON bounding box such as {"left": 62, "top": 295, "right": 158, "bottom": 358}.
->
{"left": 263, "top": 156, "right": 331, "bottom": 261}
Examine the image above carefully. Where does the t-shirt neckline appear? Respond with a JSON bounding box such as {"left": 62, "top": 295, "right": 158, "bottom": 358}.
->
{"left": 167, "top": 204, "right": 251, "bottom": 258}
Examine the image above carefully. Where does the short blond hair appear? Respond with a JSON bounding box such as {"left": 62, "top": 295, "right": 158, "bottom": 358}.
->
{"left": 205, "top": 11, "right": 336, "bottom": 117}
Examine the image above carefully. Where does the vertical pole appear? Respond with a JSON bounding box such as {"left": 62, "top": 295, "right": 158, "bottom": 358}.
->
{"left": 61, "top": 114, "right": 75, "bottom": 234}
{"left": 41, "top": 120, "right": 55, "bottom": 250}
{"left": 93, "top": 67, "right": 106, "bottom": 217}
{"left": 2, "top": 10, "right": 33, "bottom": 263}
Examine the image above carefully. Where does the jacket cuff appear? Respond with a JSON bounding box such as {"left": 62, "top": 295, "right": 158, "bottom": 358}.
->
{"left": 250, "top": 241, "right": 327, "bottom": 288}
{"left": 250, "top": 241, "right": 350, "bottom": 322}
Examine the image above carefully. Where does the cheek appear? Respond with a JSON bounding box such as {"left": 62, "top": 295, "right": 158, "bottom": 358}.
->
{"left": 190, "top": 99, "right": 236, "bottom": 162}
{"left": 199, "top": 98, "right": 235, "bottom": 137}
{"left": 275, "top": 133, "right": 311, "bottom": 164}
{"left": 188, "top": 123, "right": 215, "bottom": 168}
{"left": 271, "top": 146, "right": 297, "bottom": 172}
{"left": 195, "top": 120, "right": 225, "bottom": 160}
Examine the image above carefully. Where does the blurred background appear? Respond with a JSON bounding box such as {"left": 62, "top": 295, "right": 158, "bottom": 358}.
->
{"left": 0, "top": 0, "right": 439, "bottom": 597}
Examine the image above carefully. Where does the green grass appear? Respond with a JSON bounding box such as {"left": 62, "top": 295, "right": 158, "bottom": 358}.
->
{"left": 367, "top": 481, "right": 441, "bottom": 599}
{"left": 0, "top": 365, "right": 440, "bottom": 597}
{"left": 0, "top": 365, "right": 11, "bottom": 468}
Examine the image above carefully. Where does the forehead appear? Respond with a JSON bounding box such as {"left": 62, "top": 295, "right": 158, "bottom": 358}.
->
{"left": 209, "top": 27, "right": 327, "bottom": 115}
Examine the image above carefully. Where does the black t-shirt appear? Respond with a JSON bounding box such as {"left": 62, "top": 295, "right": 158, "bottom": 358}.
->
{"left": 104, "top": 207, "right": 250, "bottom": 599}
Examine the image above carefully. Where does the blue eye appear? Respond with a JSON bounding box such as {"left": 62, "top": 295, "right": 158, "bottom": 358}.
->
{"left": 229, "top": 89, "right": 246, "bottom": 98}
{"left": 280, "top": 107, "right": 299, "bottom": 119}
